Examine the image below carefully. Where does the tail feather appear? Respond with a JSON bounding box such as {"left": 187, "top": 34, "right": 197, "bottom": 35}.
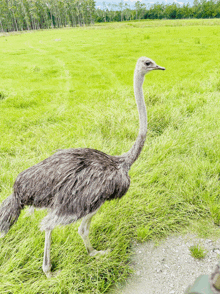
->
{"left": 0, "top": 194, "right": 22, "bottom": 237}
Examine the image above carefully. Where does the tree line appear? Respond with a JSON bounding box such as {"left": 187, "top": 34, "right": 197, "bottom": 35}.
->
{"left": 96, "top": 0, "right": 220, "bottom": 22}
{"left": 0, "top": 0, "right": 220, "bottom": 32}
{"left": 0, "top": 0, "right": 96, "bottom": 32}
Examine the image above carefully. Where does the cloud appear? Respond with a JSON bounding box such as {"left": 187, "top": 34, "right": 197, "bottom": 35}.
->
{"left": 174, "top": 0, "right": 184, "bottom": 4}
{"left": 124, "top": 0, "right": 143, "bottom": 2}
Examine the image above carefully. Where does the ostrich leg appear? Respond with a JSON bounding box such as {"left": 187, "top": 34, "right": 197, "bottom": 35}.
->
{"left": 78, "top": 209, "right": 110, "bottom": 256}
{"left": 43, "top": 229, "right": 52, "bottom": 278}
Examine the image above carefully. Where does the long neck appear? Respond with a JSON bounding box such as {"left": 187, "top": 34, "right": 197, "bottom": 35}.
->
{"left": 123, "top": 68, "right": 147, "bottom": 168}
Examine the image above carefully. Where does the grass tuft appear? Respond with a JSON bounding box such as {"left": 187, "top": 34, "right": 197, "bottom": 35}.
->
{"left": 0, "top": 91, "right": 6, "bottom": 100}
{"left": 194, "top": 37, "right": 201, "bottom": 44}
{"left": 189, "top": 244, "right": 207, "bottom": 260}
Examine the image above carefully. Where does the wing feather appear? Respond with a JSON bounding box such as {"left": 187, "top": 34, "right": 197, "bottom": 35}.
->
{"left": 14, "top": 148, "right": 130, "bottom": 220}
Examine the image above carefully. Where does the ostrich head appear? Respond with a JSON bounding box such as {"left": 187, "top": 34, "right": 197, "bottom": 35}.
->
{"left": 136, "top": 57, "right": 165, "bottom": 75}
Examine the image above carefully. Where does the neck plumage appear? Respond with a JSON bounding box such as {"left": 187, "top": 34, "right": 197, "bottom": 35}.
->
{"left": 123, "top": 67, "right": 147, "bottom": 168}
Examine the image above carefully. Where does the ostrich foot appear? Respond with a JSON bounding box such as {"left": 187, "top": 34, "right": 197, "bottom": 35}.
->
{"left": 45, "top": 269, "right": 61, "bottom": 279}
{"left": 24, "top": 206, "right": 35, "bottom": 217}
{"left": 45, "top": 271, "right": 52, "bottom": 279}
{"left": 0, "top": 232, "right": 6, "bottom": 238}
{"left": 89, "top": 248, "right": 111, "bottom": 257}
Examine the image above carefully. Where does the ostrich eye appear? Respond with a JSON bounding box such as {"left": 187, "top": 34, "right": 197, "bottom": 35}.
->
{"left": 145, "top": 61, "right": 151, "bottom": 66}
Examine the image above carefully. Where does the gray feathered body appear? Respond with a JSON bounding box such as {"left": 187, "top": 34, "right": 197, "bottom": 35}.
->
{"left": 5, "top": 148, "right": 129, "bottom": 231}
{"left": 0, "top": 57, "right": 165, "bottom": 278}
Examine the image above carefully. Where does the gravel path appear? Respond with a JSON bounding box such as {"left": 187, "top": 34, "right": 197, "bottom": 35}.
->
{"left": 112, "top": 234, "right": 220, "bottom": 294}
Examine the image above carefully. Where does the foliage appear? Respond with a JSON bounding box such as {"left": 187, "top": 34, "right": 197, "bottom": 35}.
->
{"left": 189, "top": 244, "right": 207, "bottom": 259}
{"left": 0, "top": 19, "right": 220, "bottom": 293}
{"left": 0, "top": 0, "right": 96, "bottom": 31}
{"left": 1, "top": 0, "right": 220, "bottom": 32}
{"left": 96, "top": 0, "right": 220, "bottom": 23}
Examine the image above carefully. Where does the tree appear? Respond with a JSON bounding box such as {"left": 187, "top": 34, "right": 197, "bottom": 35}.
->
{"left": 118, "top": 1, "right": 124, "bottom": 21}
{"left": 135, "top": 1, "right": 146, "bottom": 20}
{"left": 124, "top": 3, "right": 131, "bottom": 20}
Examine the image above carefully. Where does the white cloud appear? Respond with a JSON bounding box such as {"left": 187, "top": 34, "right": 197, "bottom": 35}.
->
{"left": 123, "top": 0, "right": 143, "bottom": 2}
{"left": 174, "top": 0, "right": 184, "bottom": 4}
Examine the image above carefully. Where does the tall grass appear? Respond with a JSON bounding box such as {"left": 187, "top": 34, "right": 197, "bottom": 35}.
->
{"left": 0, "top": 19, "right": 220, "bottom": 293}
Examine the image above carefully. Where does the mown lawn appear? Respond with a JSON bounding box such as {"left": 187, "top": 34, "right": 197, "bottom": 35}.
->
{"left": 0, "top": 18, "right": 220, "bottom": 293}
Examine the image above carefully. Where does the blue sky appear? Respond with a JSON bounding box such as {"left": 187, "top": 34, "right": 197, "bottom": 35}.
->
{"left": 96, "top": 0, "right": 193, "bottom": 9}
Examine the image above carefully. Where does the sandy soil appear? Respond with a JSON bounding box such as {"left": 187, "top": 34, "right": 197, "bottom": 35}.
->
{"left": 111, "top": 234, "right": 220, "bottom": 294}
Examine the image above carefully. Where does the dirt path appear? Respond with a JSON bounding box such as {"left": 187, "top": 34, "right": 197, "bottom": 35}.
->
{"left": 111, "top": 234, "right": 220, "bottom": 294}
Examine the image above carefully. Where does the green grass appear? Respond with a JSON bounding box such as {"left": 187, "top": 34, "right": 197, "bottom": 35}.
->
{"left": 189, "top": 244, "right": 207, "bottom": 259}
{"left": 0, "top": 19, "right": 220, "bottom": 293}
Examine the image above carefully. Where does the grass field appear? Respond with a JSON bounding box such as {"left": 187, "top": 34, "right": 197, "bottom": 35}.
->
{"left": 0, "top": 18, "right": 220, "bottom": 293}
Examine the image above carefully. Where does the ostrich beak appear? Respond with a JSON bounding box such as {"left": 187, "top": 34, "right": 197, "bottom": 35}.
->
{"left": 155, "top": 65, "right": 165, "bottom": 70}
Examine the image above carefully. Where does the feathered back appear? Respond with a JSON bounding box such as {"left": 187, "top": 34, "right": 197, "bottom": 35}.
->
{"left": 14, "top": 148, "right": 130, "bottom": 220}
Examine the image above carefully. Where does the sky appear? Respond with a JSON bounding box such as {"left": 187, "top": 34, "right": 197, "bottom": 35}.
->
{"left": 95, "top": 0, "right": 192, "bottom": 9}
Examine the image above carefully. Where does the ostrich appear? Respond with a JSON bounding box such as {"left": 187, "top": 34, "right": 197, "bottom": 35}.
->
{"left": 0, "top": 57, "right": 165, "bottom": 278}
